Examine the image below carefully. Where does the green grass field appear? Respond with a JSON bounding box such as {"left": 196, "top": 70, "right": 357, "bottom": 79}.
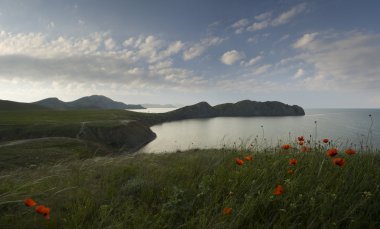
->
{"left": 0, "top": 144, "right": 379, "bottom": 228}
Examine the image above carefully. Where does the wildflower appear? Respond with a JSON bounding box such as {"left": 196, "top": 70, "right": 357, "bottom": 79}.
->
{"left": 300, "top": 146, "right": 311, "bottom": 153}
{"left": 326, "top": 148, "right": 338, "bottom": 157}
{"left": 35, "top": 205, "right": 51, "bottom": 220}
{"left": 287, "top": 169, "right": 294, "bottom": 174}
{"left": 244, "top": 155, "right": 253, "bottom": 161}
{"left": 298, "top": 141, "right": 304, "bottom": 146}
{"left": 345, "top": 148, "right": 356, "bottom": 155}
{"left": 273, "top": 185, "right": 285, "bottom": 196}
{"left": 223, "top": 207, "right": 232, "bottom": 215}
{"left": 24, "top": 198, "right": 37, "bottom": 207}
{"left": 235, "top": 158, "right": 244, "bottom": 166}
{"left": 289, "top": 158, "right": 298, "bottom": 165}
{"left": 298, "top": 136, "right": 304, "bottom": 141}
{"left": 323, "top": 138, "right": 329, "bottom": 143}
{"left": 332, "top": 157, "right": 345, "bottom": 167}
{"left": 281, "top": 144, "right": 291, "bottom": 150}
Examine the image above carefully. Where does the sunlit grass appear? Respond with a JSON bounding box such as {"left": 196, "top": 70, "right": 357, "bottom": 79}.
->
{"left": 0, "top": 141, "right": 379, "bottom": 228}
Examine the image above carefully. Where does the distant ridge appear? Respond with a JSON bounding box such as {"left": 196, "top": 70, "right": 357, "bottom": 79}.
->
{"left": 164, "top": 100, "right": 305, "bottom": 121}
{"left": 0, "top": 99, "right": 49, "bottom": 111}
{"left": 33, "top": 95, "right": 144, "bottom": 110}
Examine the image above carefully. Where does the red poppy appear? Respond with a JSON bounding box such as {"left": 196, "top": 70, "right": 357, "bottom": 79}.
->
{"left": 332, "top": 157, "right": 346, "bottom": 167}
{"left": 300, "top": 146, "right": 311, "bottom": 153}
{"left": 298, "top": 141, "right": 304, "bottom": 146}
{"left": 345, "top": 148, "right": 356, "bottom": 155}
{"left": 326, "top": 148, "right": 338, "bottom": 157}
{"left": 289, "top": 158, "right": 298, "bottom": 165}
{"left": 244, "top": 155, "right": 253, "bottom": 161}
{"left": 235, "top": 158, "right": 244, "bottom": 166}
{"left": 24, "top": 198, "right": 37, "bottom": 207}
{"left": 281, "top": 144, "right": 291, "bottom": 150}
{"left": 287, "top": 169, "right": 294, "bottom": 174}
{"left": 35, "top": 205, "right": 51, "bottom": 220}
{"left": 223, "top": 207, "right": 232, "bottom": 215}
{"left": 273, "top": 185, "right": 285, "bottom": 196}
{"left": 323, "top": 138, "right": 329, "bottom": 143}
{"left": 298, "top": 136, "right": 304, "bottom": 142}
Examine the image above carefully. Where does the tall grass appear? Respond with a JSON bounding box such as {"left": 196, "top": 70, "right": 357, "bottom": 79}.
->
{"left": 0, "top": 142, "right": 379, "bottom": 228}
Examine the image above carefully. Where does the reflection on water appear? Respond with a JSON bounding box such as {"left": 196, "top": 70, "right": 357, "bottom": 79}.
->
{"left": 139, "top": 109, "right": 380, "bottom": 153}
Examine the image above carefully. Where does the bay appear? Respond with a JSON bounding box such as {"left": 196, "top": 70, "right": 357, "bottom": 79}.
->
{"left": 138, "top": 109, "right": 380, "bottom": 153}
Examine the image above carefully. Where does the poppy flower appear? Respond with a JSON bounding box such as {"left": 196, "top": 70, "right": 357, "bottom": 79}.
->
{"left": 345, "top": 148, "right": 356, "bottom": 155}
{"left": 323, "top": 138, "right": 329, "bottom": 143}
{"left": 289, "top": 158, "right": 298, "bottom": 165}
{"left": 24, "top": 198, "right": 37, "bottom": 207}
{"left": 332, "top": 157, "right": 345, "bottom": 167}
{"left": 273, "top": 185, "right": 285, "bottom": 196}
{"left": 244, "top": 155, "right": 253, "bottom": 161}
{"left": 223, "top": 207, "right": 232, "bottom": 215}
{"left": 235, "top": 158, "right": 244, "bottom": 166}
{"left": 287, "top": 169, "right": 294, "bottom": 174}
{"left": 300, "top": 146, "right": 311, "bottom": 153}
{"left": 326, "top": 148, "right": 338, "bottom": 157}
{"left": 298, "top": 136, "right": 304, "bottom": 141}
{"left": 35, "top": 205, "right": 51, "bottom": 220}
{"left": 298, "top": 141, "right": 304, "bottom": 146}
{"left": 281, "top": 144, "right": 291, "bottom": 150}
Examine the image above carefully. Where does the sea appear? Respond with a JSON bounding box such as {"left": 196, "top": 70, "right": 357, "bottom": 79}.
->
{"left": 126, "top": 108, "right": 380, "bottom": 153}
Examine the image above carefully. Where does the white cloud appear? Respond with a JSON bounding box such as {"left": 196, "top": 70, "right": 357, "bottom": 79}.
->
{"left": 241, "top": 55, "right": 262, "bottom": 67}
{"left": 232, "top": 19, "right": 250, "bottom": 34}
{"left": 271, "top": 3, "right": 307, "bottom": 26}
{"left": 104, "top": 38, "right": 116, "bottom": 50}
{"left": 293, "top": 31, "right": 380, "bottom": 91}
{"left": 293, "top": 68, "right": 304, "bottom": 79}
{"left": 183, "top": 36, "right": 225, "bottom": 60}
{"left": 252, "top": 64, "right": 272, "bottom": 75}
{"left": 247, "top": 20, "right": 270, "bottom": 32}
{"left": 255, "top": 11, "right": 272, "bottom": 21}
{"left": 0, "top": 30, "right": 205, "bottom": 94}
{"left": 220, "top": 50, "right": 245, "bottom": 65}
{"left": 242, "top": 3, "right": 307, "bottom": 33}
{"left": 293, "top": 33, "right": 318, "bottom": 48}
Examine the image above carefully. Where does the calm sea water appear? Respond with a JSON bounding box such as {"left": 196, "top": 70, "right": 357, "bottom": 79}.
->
{"left": 138, "top": 109, "right": 380, "bottom": 153}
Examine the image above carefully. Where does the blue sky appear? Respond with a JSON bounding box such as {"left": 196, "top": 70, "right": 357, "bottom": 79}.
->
{"left": 0, "top": 0, "right": 380, "bottom": 108}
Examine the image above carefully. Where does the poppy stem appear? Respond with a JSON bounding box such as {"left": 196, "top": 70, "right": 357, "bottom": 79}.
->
{"left": 317, "top": 158, "right": 325, "bottom": 177}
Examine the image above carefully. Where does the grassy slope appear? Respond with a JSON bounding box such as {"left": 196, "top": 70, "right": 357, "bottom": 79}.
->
{"left": 0, "top": 138, "right": 110, "bottom": 170}
{"left": 0, "top": 109, "right": 162, "bottom": 126}
{"left": 0, "top": 148, "right": 379, "bottom": 228}
{"left": 0, "top": 100, "right": 49, "bottom": 111}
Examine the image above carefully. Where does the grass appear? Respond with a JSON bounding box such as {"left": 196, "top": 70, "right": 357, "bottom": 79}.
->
{"left": 0, "top": 144, "right": 379, "bottom": 228}
{"left": 0, "top": 137, "right": 110, "bottom": 171}
{"left": 0, "top": 109, "right": 162, "bottom": 126}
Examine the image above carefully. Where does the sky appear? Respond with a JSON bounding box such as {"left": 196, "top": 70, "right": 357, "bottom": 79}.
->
{"left": 0, "top": 0, "right": 380, "bottom": 108}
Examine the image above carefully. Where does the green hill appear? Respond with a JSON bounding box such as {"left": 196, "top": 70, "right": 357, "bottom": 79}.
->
{"left": 33, "top": 95, "right": 145, "bottom": 110}
{"left": 0, "top": 99, "right": 49, "bottom": 111}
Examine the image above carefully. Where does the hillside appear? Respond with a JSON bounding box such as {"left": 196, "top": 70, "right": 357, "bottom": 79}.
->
{"left": 34, "top": 95, "right": 145, "bottom": 110}
{"left": 163, "top": 100, "right": 305, "bottom": 121}
{"left": 214, "top": 100, "right": 305, "bottom": 116}
{"left": 0, "top": 99, "right": 49, "bottom": 111}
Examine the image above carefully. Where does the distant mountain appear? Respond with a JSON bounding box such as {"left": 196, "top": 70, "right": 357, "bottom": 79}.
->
{"left": 141, "top": 104, "right": 177, "bottom": 108}
{"left": 214, "top": 100, "right": 305, "bottom": 116}
{"left": 0, "top": 99, "right": 49, "bottom": 111}
{"left": 163, "top": 100, "right": 304, "bottom": 121}
{"left": 34, "top": 95, "right": 145, "bottom": 110}
{"left": 33, "top": 97, "right": 69, "bottom": 110}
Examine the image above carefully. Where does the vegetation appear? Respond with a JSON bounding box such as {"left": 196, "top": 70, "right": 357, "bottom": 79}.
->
{"left": 0, "top": 142, "right": 379, "bottom": 228}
